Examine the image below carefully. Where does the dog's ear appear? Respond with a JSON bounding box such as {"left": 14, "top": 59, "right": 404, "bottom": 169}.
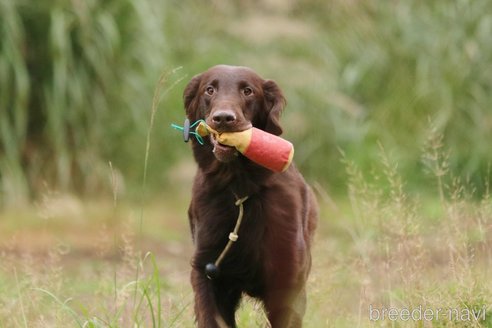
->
{"left": 263, "top": 79, "right": 286, "bottom": 136}
{"left": 183, "top": 73, "right": 202, "bottom": 120}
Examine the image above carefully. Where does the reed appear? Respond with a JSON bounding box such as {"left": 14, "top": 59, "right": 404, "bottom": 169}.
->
{"left": 2, "top": 0, "right": 492, "bottom": 205}
{"left": 0, "top": 0, "right": 168, "bottom": 205}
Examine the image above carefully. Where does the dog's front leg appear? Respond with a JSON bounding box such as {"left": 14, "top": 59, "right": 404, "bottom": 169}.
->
{"left": 191, "top": 268, "right": 231, "bottom": 328}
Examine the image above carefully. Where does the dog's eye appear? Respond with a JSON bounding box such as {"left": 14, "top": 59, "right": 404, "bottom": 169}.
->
{"left": 243, "top": 87, "right": 253, "bottom": 96}
{"left": 205, "top": 86, "right": 215, "bottom": 96}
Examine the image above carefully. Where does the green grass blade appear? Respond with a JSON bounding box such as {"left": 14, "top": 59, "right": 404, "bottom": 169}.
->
{"left": 33, "top": 288, "right": 84, "bottom": 328}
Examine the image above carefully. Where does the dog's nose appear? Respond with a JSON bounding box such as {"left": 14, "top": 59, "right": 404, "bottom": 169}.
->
{"left": 212, "top": 111, "right": 236, "bottom": 126}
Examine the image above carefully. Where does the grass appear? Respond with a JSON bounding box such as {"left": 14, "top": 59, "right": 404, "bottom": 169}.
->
{"left": 0, "top": 138, "right": 491, "bottom": 326}
{"left": 0, "top": 195, "right": 192, "bottom": 327}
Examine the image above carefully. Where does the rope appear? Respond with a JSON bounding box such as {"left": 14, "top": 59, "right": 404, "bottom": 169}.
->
{"left": 214, "top": 195, "right": 249, "bottom": 268}
{"left": 173, "top": 120, "right": 251, "bottom": 279}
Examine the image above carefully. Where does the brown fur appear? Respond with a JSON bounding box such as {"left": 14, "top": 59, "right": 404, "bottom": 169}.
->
{"left": 184, "top": 65, "right": 318, "bottom": 327}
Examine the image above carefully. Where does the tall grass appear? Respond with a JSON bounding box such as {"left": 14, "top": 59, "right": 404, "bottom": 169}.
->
{"left": 1, "top": 245, "right": 172, "bottom": 326}
{"left": 287, "top": 0, "right": 492, "bottom": 192}
{"left": 1, "top": 128, "right": 490, "bottom": 326}
{"left": 323, "top": 127, "right": 492, "bottom": 327}
{"left": 2, "top": 0, "right": 492, "bottom": 205}
{"left": 0, "top": 0, "right": 169, "bottom": 205}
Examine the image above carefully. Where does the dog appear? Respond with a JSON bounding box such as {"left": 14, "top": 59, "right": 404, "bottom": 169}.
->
{"left": 183, "top": 65, "right": 318, "bottom": 327}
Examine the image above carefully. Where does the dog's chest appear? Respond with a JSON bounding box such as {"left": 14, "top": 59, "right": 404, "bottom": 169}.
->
{"left": 195, "top": 196, "right": 266, "bottom": 271}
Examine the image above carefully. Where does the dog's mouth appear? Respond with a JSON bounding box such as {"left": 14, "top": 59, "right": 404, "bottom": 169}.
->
{"left": 210, "top": 133, "right": 238, "bottom": 163}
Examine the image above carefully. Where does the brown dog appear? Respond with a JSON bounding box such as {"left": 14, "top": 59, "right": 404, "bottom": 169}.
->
{"left": 183, "top": 65, "right": 318, "bottom": 327}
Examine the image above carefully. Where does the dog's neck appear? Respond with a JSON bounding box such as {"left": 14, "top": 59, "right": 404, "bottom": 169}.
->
{"left": 196, "top": 159, "right": 271, "bottom": 196}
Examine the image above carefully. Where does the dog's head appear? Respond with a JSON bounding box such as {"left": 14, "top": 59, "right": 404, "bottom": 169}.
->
{"left": 183, "top": 65, "right": 286, "bottom": 164}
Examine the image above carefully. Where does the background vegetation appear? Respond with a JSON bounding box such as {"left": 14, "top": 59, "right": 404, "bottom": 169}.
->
{"left": 2, "top": 0, "right": 491, "bottom": 204}
{"left": 0, "top": 0, "right": 491, "bottom": 327}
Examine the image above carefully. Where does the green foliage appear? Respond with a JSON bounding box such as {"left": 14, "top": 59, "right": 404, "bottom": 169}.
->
{"left": 315, "top": 0, "right": 492, "bottom": 192}
{"left": 0, "top": 0, "right": 168, "bottom": 204}
{"left": 1, "top": 0, "right": 492, "bottom": 204}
